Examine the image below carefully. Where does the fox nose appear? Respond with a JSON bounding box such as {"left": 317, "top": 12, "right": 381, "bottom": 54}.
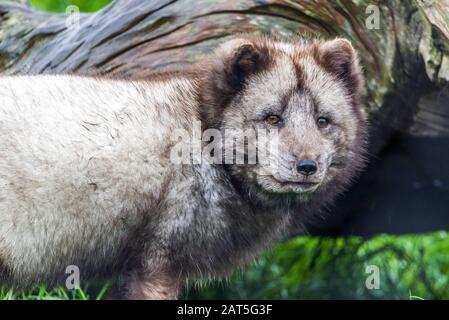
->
{"left": 296, "top": 160, "right": 318, "bottom": 176}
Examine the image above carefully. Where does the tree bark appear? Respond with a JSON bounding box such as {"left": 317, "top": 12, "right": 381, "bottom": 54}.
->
{"left": 0, "top": 0, "right": 448, "bottom": 235}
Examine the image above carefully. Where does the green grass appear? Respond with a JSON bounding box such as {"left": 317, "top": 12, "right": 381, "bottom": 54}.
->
{"left": 0, "top": 282, "right": 112, "bottom": 300}
{"left": 1, "top": 287, "right": 86, "bottom": 300}
{"left": 30, "top": 0, "right": 112, "bottom": 13}
{"left": 2, "top": 232, "right": 449, "bottom": 300}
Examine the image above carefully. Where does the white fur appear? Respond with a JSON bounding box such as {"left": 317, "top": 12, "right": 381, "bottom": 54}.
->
{"left": 0, "top": 75, "right": 198, "bottom": 282}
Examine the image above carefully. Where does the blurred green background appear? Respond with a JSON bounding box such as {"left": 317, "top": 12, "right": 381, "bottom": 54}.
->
{"left": 30, "top": 0, "right": 112, "bottom": 12}
{"left": 0, "top": 0, "right": 443, "bottom": 301}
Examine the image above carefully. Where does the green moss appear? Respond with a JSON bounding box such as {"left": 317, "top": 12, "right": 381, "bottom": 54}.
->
{"left": 187, "top": 232, "right": 449, "bottom": 299}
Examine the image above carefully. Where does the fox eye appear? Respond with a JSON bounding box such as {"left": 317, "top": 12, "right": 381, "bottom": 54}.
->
{"left": 265, "top": 115, "right": 284, "bottom": 126}
{"left": 317, "top": 116, "right": 329, "bottom": 128}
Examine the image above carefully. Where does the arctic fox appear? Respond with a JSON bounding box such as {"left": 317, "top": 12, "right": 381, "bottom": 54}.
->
{"left": 0, "top": 34, "right": 367, "bottom": 299}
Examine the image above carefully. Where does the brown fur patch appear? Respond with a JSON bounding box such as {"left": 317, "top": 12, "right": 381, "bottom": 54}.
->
{"left": 199, "top": 36, "right": 275, "bottom": 128}
{"left": 312, "top": 39, "right": 365, "bottom": 103}
{"left": 0, "top": 256, "right": 10, "bottom": 283}
{"left": 126, "top": 269, "right": 181, "bottom": 300}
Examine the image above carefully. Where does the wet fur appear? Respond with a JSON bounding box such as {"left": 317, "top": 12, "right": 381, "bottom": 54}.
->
{"left": 0, "top": 34, "right": 367, "bottom": 299}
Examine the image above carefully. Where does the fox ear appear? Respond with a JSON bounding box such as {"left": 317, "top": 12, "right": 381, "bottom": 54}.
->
{"left": 202, "top": 38, "right": 271, "bottom": 126}
{"left": 318, "top": 38, "right": 365, "bottom": 99}
{"left": 319, "top": 38, "right": 355, "bottom": 77}
{"left": 212, "top": 38, "right": 269, "bottom": 92}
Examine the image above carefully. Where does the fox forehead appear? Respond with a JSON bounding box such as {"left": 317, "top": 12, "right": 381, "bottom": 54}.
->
{"left": 238, "top": 48, "right": 352, "bottom": 116}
